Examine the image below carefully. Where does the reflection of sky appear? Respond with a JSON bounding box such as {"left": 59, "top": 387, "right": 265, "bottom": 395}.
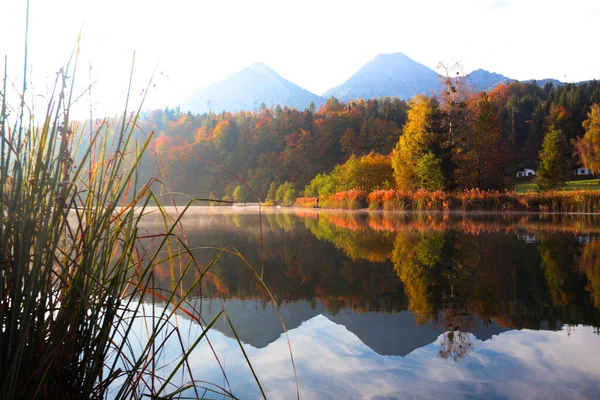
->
{"left": 138, "top": 308, "right": 600, "bottom": 399}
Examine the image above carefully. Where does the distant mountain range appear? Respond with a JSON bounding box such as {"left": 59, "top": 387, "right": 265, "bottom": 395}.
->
{"left": 180, "top": 53, "right": 567, "bottom": 114}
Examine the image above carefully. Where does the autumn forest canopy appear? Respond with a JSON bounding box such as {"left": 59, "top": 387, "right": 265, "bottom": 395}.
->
{"left": 137, "top": 78, "right": 600, "bottom": 203}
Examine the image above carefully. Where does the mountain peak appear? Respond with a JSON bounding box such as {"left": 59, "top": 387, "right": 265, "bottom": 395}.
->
{"left": 181, "top": 63, "right": 324, "bottom": 114}
{"left": 323, "top": 52, "right": 440, "bottom": 101}
{"left": 466, "top": 69, "right": 512, "bottom": 91}
{"left": 374, "top": 52, "right": 408, "bottom": 58}
{"left": 248, "top": 62, "right": 274, "bottom": 73}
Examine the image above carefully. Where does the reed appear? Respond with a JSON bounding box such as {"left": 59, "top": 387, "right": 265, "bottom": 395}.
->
{"left": 0, "top": 10, "right": 271, "bottom": 398}
{"left": 324, "top": 188, "right": 600, "bottom": 213}
{"left": 319, "top": 190, "right": 367, "bottom": 210}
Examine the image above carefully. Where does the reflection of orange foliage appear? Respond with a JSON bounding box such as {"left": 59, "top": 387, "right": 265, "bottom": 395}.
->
{"left": 368, "top": 215, "right": 398, "bottom": 232}
{"left": 209, "top": 274, "right": 230, "bottom": 296}
{"left": 294, "top": 209, "right": 319, "bottom": 219}
{"left": 320, "top": 213, "right": 363, "bottom": 231}
{"left": 315, "top": 210, "right": 600, "bottom": 237}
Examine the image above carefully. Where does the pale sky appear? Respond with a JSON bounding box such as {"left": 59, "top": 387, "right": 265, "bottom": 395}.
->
{"left": 1, "top": 0, "right": 599, "bottom": 116}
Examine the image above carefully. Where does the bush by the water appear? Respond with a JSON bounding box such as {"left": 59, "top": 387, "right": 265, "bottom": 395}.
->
{"left": 313, "top": 190, "right": 368, "bottom": 209}
{"left": 296, "top": 197, "right": 319, "bottom": 207}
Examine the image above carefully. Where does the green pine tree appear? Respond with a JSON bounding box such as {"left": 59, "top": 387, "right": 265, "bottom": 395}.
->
{"left": 536, "top": 128, "right": 571, "bottom": 190}
{"left": 265, "top": 182, "right": 277, "bottom": 203}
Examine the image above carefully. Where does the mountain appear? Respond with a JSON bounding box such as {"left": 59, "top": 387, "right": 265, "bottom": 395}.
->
{"left": 466, "top": 69, "right": 512, "bottom": 92}
{"left": 526, "top": 78, "right": 563, "bottom": 87}
{"left": 182, "top": 63, "right": 325, "bottom": 114}
{"left": 323, "top": 52, "right": 441, "bottom": 102}
{"left": 180, "top": 55, "right": 567, "bottom": 114}
{"left": 323, "top": 53, "right": 566, "bottom": 103}
{"left": 466, "top": 69, "right": 565, "bottom": 92}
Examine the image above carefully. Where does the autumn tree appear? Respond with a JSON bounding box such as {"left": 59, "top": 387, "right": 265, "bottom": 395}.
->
{"left": 391, "top": 95, "right": 444, "bottom": 190}
{"left": 303, "top": 153, "right": 393, "bottom": 197}
{"left": 415, "top": 151, "right": 445, "bottom": 191}
{"left": 455, "top": 93, "right": 507, "bottom": 189}
{"left": 340, "top": 153, "right": 394, "bottom": 192}
{"left": 575, "top": 104, "right": 600, "bottom": 175}
{"left": 546, "top": 104, "right": 576, "bottom": 141}
{"left": 303, "top": 172, "right": 338, "bottom": 198}
{"left": 536, "top": 128, "right": 571, "bottom": 189}
{"left": 232, "top": 185, "right": 247, "bottom": 202}
{"left": 282, "top": 184, "right": 297, "bottom": 206}
{"left": 265, "top": 182, "right": 278, "bottom": 204}
{"left": 275, "top": 182, "right": 296, "bottom": 206}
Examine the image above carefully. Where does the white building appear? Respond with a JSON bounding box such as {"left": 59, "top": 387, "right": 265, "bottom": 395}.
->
{"left": 574, "top": 167, "right": 591, "bottom": 176}
{"left": 516, "top": 168, "right": 536, "bottom": 178}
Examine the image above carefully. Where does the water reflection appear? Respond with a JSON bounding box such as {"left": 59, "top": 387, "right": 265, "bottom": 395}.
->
{"left": 135, "top": 209, "right": 600, "bottom": 398}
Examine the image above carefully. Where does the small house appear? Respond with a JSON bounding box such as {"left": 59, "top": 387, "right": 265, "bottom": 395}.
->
{"left": 516, "top": 168, "right": 536, "bottom": 178}
{"left": 574, "top": 167, "right": 591, "bottom": 176}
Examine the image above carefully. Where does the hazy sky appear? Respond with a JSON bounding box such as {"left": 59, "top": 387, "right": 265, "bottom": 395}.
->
{"left": 1, "top": 0, "right": 599, "bottom": 116}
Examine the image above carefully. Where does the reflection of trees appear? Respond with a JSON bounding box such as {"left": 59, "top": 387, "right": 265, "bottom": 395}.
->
{"left": 576, "top": 239, "right": 600, "bottom": 308}
{"left": 304, "top": 213, "right": 395, "bottom": 263}
{"left": 142, "top": 210, "right": 600, "bottom": 333}
{"left": 156, "top": 212, "right": 407, "bottom": 314}
{"left": 392, "top": 230, "right": 445, "bottom": 324}
{"left": 439, "top": 329, "right": 474, "bottom": 361}
{"left": 437, "top": 309, "right": 476, "bottom": 361}
{"left": 273, "top": 212, "right": 298, "bottom": 232}
{"left": 539, "top": 234, "right": 577, "bottom": 306}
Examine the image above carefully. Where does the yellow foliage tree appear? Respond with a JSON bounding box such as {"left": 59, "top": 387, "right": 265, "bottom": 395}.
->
{"left": 391, "top": 95, "right": 442, "bottom": 190}
{"left": 576, "top": 104, "right": 600, "bottom": 174}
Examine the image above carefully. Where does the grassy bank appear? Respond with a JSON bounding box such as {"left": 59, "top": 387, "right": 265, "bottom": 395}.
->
{"left": 296, "top": 188, "right": 600, "bottom": 213}
{"left": 513, "top": 178, "right": 600, "bottom": 194}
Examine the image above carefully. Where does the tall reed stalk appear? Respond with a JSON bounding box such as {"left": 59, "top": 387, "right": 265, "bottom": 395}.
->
{"left": 0, "top": 8, "right": 268, "bottom": 399}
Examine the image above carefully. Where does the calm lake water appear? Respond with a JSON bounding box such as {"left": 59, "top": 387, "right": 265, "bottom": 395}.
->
{"left": 135, "top": 208, "right": 600, "bottom": 399}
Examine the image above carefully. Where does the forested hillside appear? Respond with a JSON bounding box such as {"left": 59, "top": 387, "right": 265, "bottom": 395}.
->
{"left": 138, "top": 80, "right": 600, "bottom": 202}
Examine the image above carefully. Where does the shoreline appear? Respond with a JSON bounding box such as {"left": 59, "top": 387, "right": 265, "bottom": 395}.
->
{"left": 118, "top": 205, "right": 600, "bottom": 217}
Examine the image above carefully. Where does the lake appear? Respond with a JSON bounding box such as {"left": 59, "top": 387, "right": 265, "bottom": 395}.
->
{"left": 133, "top": 208, "right": 600, "bottom": 399}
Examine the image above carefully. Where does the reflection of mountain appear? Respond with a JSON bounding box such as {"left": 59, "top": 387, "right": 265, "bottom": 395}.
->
{"left": 162, "top": 310, "right": 600, "bottom": 400}
{"left": 194, "top": 298, "right": 326, "bottom": 348}
{"left": 326, "top": 309, "right": 443, "bottom": 356}
{"left": 183, "top": 298, "right": 507, "bottom": 357}
{"left": 326, "top": 308, "right": 506, "bottom": 356}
